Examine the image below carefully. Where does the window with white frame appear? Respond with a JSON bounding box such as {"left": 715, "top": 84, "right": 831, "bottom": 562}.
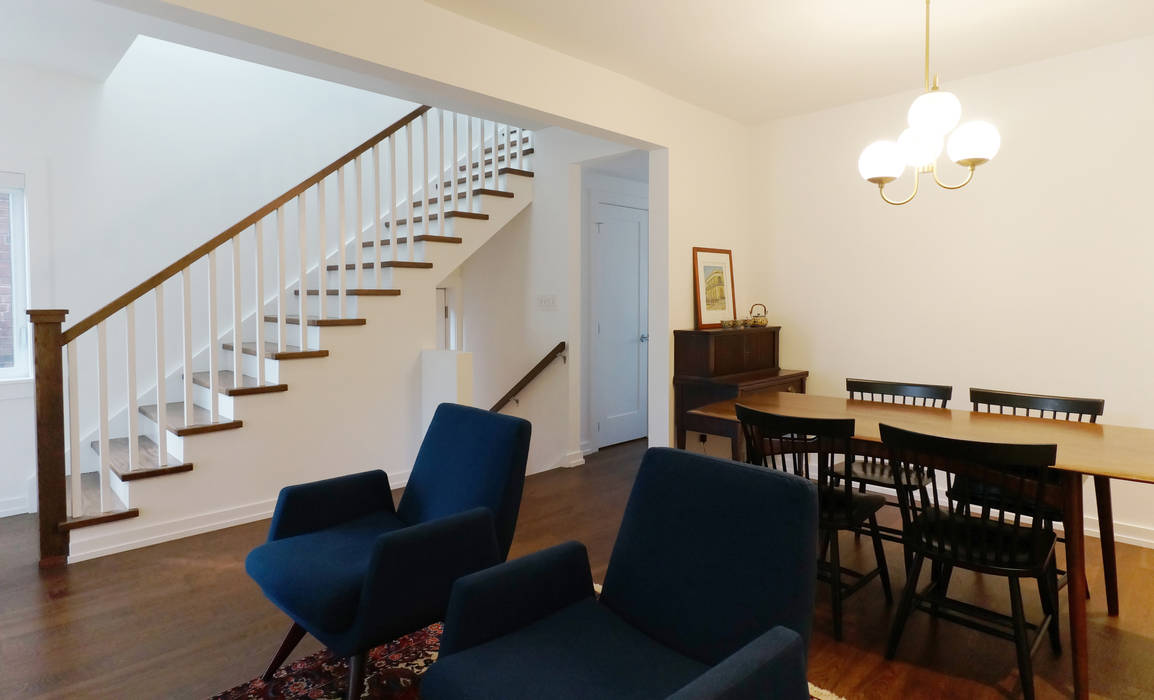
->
{"left": 0, "top": 171, "right": 29, "bottom": 379}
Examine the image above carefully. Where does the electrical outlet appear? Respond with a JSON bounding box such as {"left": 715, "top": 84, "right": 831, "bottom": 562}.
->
{"left": 536, "top": 293, "right": 558, "bottom": 311}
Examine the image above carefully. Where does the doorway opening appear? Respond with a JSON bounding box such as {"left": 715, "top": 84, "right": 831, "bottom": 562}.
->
{"left": 582, "top": 150, "right": 650, "bottom": 452}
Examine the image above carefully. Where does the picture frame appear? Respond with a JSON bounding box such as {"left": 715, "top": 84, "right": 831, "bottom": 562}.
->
{"left": 692, "top": 247, "right": 736, "bottom": 329}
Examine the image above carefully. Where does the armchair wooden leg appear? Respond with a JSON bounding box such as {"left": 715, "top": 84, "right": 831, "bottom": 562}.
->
{"left": 346, "top": 651, "right": 367, "bottom": 700}
{"left": 262, "top": 621, "right": 307, "bottom": 682}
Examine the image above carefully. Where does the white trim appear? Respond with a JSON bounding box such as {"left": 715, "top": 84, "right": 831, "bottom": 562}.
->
{"left": 564, "top": 449, "right": 585, "bottom": 468}
{"left": 68, "top": 497, "right": 279, "bottom": 562}
{"left": 0, "top": 495, "right": 28, "bottom": 518}
{"left": 0, "top": 378, "right": 33, "bottom": 400}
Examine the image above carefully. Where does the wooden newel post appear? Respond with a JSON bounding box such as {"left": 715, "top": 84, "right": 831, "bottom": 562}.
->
{"left": 27, "top": 309, "right": 69, "bottom": 567}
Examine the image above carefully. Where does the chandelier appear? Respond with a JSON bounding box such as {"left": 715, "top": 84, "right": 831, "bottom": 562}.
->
{"left": 857, "top": 0, "right": 1000, "bottom": 205}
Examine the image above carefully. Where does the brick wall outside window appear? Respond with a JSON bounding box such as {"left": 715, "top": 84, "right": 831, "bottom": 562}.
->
{"left": 0, "top": 193, "right": 12, "bottom": 368}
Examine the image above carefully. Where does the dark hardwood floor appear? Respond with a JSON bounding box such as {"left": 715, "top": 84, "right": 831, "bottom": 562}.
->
{"left": 1, "top": 438, "right": 1151, "bottom": 699}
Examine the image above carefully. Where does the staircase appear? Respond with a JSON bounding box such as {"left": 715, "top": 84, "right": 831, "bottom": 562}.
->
{"left": 28, "top": 105, "right": 535, "bottom": 564}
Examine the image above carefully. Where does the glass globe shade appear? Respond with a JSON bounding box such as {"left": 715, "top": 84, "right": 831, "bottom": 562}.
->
{"left": 857, "top": 141, "right": 905, "bottom": 183}
{"left": 947, "top": 120, "right": 1001, "bottom": 166}
{"left": 907, "top": 90, "right": 962, "bottom": 135}
{"left": 897, "top": 128, "right": 943, "bottom": 168}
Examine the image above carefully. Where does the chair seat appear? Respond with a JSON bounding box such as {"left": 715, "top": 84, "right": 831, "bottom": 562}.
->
{"left": 947, "top": 479, "right": 1065, "bottom": 522}
{"left": 906, "top": 509, "right": 1057, "bottom": 573}
{"left": 834, "top": 458, "right": 930, "bottom": 489}
{"left": 820, "top": 488, "right": 886, "bottom": 529}
{"left": 421, "top": 597, "right": 709, "bottom": 700}
{"left": 245, "top": 510, "right": 407, "bottom": 634}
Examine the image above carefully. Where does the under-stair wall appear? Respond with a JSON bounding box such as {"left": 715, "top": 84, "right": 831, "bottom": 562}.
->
{"left": 28, "top": 106, "right": 535, "bottom": 564}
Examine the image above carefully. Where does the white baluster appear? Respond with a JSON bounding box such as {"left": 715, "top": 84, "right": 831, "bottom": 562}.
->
{"left": 231, "top": 235, "right": 243, "bottom": 384}
{"left": 372, "top": 145, "right": 382, "bottom": 276}
{"left": 317, "top": 180, "right": 327, "bottom": 320}
{"left": 422, "top": 111, "right": 429, "bottom": 242}
{"left": 253, "top": 222, "right": 266, "bottom": 385}
{"left": 389, "top": 135, "right": 398, "bottom": 261}
{"left": 406, "top": 124, "right": 415, "bottom": 262}
{"left": 467, "top": 117, "right": 475, "bottom": 211}
{"left": 439, "top": 111, "right": 447, "bottom": 236}
{"left": 125, "top": 302, "right": 139, "bottom": 471}
{"left": 207, "top": 250, "right": 220, "bottom": 421}
{"left": 181, "top": 267, "right": 194, "bottom": 427}
{"left": 506, "top": 122, "right": 513, "bottom": 174}
{"left": 338, "top": 167, "right": 349, "bottom": 317}
{"left": 452, "top": 112, "right": 460, "bottom": 211}
{"left": 66, "top": 341, "right": 82, "bottom": 515}
{"left": 276, "top": 207, "right": 287, "bottom": 352}
{"left": 297, "top": 193, "right": 308, "bottom": 345}
{"left": 491, "top": 119, "right": 498, "bottom": 187}
{"left": 362, "top": 151, "right": 371, "bottom": 287}
{"left": 96, "top": 320, "right": 112, "bottom": 511}
{"left": 155, "top": 285, "right": 167, "bottom": 464}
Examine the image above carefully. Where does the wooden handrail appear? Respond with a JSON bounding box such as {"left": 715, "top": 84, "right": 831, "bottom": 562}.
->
{"left": 59, "top": 104, "right": 432, "bottom": 345}
{"left": 491, "top": 341, "right": 566, "bottom": 412}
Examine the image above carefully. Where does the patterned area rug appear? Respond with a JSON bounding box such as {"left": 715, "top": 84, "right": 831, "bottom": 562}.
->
{"left": 212, "top": 622, "right": 845, "bottom": 700}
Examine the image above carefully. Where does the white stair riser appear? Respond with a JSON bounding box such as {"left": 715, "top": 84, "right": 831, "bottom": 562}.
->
{"left": 135, "top": 411, "right": 187, "bottom": 463}
{"left": 323, "top": 267, "right": 428, "bottom": 290}
{"left": 220, "top": 346, "right": 284, "bottom": 384}
{"left": 260, "top": 320, "right": 321, "bottom": 348}
{"left": 190, "top": 382, "right": 238, "bottom": 419}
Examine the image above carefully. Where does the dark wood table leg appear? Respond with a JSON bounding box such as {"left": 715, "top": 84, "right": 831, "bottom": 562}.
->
{"left": 676, "top": 428, "right": 687, "bottom": 450}
{"left": 1093, "top": 475, "right": 1119, "bottom": 616}
{"left": 1063, "top": 472, "right": 1089, "bottom": 700}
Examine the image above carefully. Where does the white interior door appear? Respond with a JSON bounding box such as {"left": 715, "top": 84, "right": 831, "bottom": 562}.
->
{"left": 591, "top": 202, "right": 648, "bottom": 448}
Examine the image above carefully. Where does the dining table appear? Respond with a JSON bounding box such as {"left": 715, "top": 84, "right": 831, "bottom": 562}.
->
{"left": 686, "top": 389, "right": 1154, "bottom": 700}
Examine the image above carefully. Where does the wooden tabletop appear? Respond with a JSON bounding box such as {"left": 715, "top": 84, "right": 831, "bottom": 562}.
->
{"left": 689, "top": 391, "right": 1154, "bottom": 484}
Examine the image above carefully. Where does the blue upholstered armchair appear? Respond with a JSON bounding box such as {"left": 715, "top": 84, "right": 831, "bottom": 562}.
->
{"left": 422, "top": 447, "right": 819, "bottom": 700}
{"left": 245, "top": 403, "right": 531, "bottom": 700}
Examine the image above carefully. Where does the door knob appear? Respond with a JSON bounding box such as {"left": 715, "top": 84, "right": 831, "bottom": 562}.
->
{"left": 640, "top": 334, "right": 649, "bottom": 343}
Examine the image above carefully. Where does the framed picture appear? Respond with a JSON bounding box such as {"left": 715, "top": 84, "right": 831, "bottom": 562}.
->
{"left": 692, "top": 247, "right": 736, "bottom": 329}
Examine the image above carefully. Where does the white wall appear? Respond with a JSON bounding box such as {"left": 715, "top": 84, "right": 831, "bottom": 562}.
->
{"left": 457, "top": 127, "right": 635, "bottom": 474}
{"left": 0, "top": 37, "right": 418, "bottom": 510}
{"left": 133, "top": 0, "right": 766, "bottom": 451}
{"left": 754, "top": 35, "right": 1154, "bottom": 544}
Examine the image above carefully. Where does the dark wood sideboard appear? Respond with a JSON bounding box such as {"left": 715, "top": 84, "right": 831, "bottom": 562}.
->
{"left": 673, "top": 326, "right": 808, "bottom": 457}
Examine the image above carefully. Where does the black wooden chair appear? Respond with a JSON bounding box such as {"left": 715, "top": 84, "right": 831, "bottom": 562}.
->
{"left": 843, "top": 379, "right": 954, "bottom": 547}
{"left": 970, "top": 388, "right": 1104, "bottom": 423}
{"left": 880, "top": 423, "right": 1062, "bottom": 700}
{"left": 737, "top": 405, "right": 892, "bottom": 641}
{"left": 970, "top": 388, "right": 1106, "bottom": 592}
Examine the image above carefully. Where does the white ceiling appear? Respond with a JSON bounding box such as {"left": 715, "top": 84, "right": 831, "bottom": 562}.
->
{"left": 428, "top": 0, "right": 1154, "bottom": 124}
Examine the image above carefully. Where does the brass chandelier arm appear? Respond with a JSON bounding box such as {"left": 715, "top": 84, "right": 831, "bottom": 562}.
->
{"left": 924, "top": 0, "right": 931, "bottom": 90}
{"left": 879, "top": 172, "right": 920, "bottom": 206}
{"left": 931, "top": 163, "right": 976, "bottom": 190}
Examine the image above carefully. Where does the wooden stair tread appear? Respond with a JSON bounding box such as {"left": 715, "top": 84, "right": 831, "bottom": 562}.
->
{"left": 325, "top": 261, "right": 432, "bottom": 271}
{"left": 360, "top": 235, "right": 462, "bottom": 249}
{"left": 293, "top": 288, "right": 400, "bottom": 297}
{"left": 138, "top": 401, "right": 243, "bottom": 436}
{"left": 192, "top": 370, "right": 288, "bottom": 396}
{"left": 89, "top": 435, "right": 192, "bottom": 481}
{"left": 411, "top": 188, "right": 514, "bottom": 209}
{"left": 261, "top": 315, "right": 367, "bottom": 327}
{"left": 222, "top": 340, "right": 331, "bottom": 360}
{"left": 443, "top": 168, "right": 535, "bottom": 188}
{"left": 457, "top": 148, "right": 534, "bottom": 172}
{"left": 383, "top": 210, "right": 489, "bottom": 228}
{"left": 60, "top": 508, "right": 140, "bottom": 531}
